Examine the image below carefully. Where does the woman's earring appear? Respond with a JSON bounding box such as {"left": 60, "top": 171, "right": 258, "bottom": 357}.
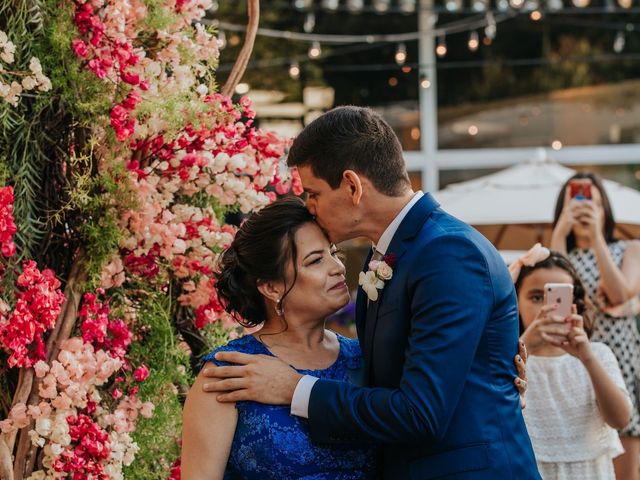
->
{"left": 275, "top": 298, "right": 284, "bottom": 317}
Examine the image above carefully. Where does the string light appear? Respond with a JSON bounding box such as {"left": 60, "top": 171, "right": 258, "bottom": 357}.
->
{"left": 217, "top": 30, "right": 227, "bottom": 50}
{"left": 294, "top": 0, "right": 313, "bottom": 9}
{"left": 399, "top": 0, "right": 417, "bottom": 12}
{"left": 468, "top": 31, "right": 480, "bottom": 51}
{"left": 530, "top": 10, "right": 542, "bottom": 20}
{"left": 468, "top": 125, "right": 479, "bottom": 136}
{"left": 547, "top": 0, "right": 563, "bottom": 10}
{"left": 436, "top": 36, "right": 447, "bottom": 57}
{"left": 308, "top": 41, "right": 322, "bottom": 59}
{"left": 571, "top": 0, "right": 590, "bottom": 7}
{"left": 420, "top": 74, "right": 432, "bottom": 89}
{"left": 289, "top": 61, "right": 301, "bottom": 79}
{"left": 346, "top": 0, "right": 365, "bottom": 11}
{"left": 551, "top": 140, "right": 563, "bottom": 150}
{"left": 472, "top": 0, "right": 489, "bottom": 12}
{"left": 303, "top": 13, "right": 316, "bottom": 33}
{"left": 373, "top": 0, "right": 392, "bottom": 12}
{"left": 401, "top": 65, "right": 412, "bottom": 73}
{"left": 445, "top": 0, "right": 463, "bottom": 11}
{"left": 509, "top": 0, "right": 525, "bottom": 8}
{"left": 322, "top": 0, "right": 340, "bottom": 10}
{"left": 484, "top": 13, "right": 497, "bottom": 40}
{"left": 395, "top": 43, "right": 407, "bottom": 65}
{"left": 613, "top": 31, "right": 625, "bottom": 52}
{"left": 388, "top": 76, "right": 399, "bottom": 87}
{"left": 618, "top": 0, "right": 632, "bottom": 7}
{"left": 496, "top": 0, "right": 510, "bottom": 10}
{"left": 524, "top": 0, "right": 539, "bottom": 10}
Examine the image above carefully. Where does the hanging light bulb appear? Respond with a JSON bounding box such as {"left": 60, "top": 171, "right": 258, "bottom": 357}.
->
{"left": 472, "top": 0, "right": 489, "bottom": 12}
{"left": 303, "top": 12, "right": 316, "bottom": 33}
{"left": 468, "top": 31, "right": 480, "bottom": 52}
{"left": 530, "top": 9, "right": 542, "bottom": 20}
{"left": 322, "top": 0, "right": 340, "bottom": 10}
{"left": 436, "top": 36, "right": 447, "bottom": 57}
{"left": 308, "top": 41, "right": 322, "bottom": 59}
{"left": 617, "top": 0, "right": 632, "bottom": 7}
{"left": 484, "top": 12, "right": 497, "bottom": 40}
{"left": 496, "top": 0, "right": 510, "bottom": 10}
{"left": 509, "top": 0, "right": 525, "bottom": 8}
{"left": 420, "top": 74, "right": 432, "bottom": 89}
{"left": 613, "top": 31, "right": 626, "bottom": 52}
{"left": 395, "top": 43, "right": 407, "bottom": 65}
{"left": 445, "top": 0, "right": 463, "bottom": 11}
{"left": 217, "top": 30, "right": 227, "bottom": 50}
{"left": 346, "top": 0, "right": 365, "bottom": 11}
{"left": 289, "top": 61, "right": 301, "bottom": 79}
{"left": 373, "top": 0, "right": 391, "bottom": 12}
{"left": 399, "top": 0, "right": 417, "bottom": 12}
{"left": 547, "top": 0, "right": 563, "bottom": 10}
{"left": 571, "top": 0, "right": 590, "bottom": 7}
{"left": 524, "top": 0, "right": 539, "bottom": 10}
{"left": 294, "top": 0, "right": 313, "bottom": 9}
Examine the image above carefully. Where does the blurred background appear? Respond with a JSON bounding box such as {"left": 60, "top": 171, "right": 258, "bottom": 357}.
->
{"left": 208, "top": 1, "right": 640, "bottom": 333}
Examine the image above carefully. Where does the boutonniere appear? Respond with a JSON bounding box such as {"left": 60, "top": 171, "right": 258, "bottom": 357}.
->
{"left": 358, "top": 253, "right": 396, "bottom": 302}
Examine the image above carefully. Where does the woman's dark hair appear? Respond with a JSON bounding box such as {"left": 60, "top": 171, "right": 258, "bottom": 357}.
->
{"left": 514, "top": 251, "right": 595, "bottom": 337}
{"left": 553, "top": 172, "right": 616, "bottom": 253}
{"left": 287, "top": 105, "right": 411, "bottom": 196}
{"left": 214, "top": 197, "right": 314, "bottom": 327}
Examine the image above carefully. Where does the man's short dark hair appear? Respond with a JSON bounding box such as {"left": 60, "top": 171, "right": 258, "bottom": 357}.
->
{"left": 287, "top": 106, "right": 411, "bottom": 196}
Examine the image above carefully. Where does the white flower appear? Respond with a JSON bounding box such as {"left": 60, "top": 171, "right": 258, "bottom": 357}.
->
{"left": 376, "top": 262, "right": 393, "bottom": 281}
{"left": 359, "top": 270, "right": 384, "bottom": 302}
{"left": 21, "top": 76, "right": 38, "bottom": 90}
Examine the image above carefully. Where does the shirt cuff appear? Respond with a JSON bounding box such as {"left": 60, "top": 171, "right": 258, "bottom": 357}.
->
{"left": 290, "top": 375, "right": 318, "bottom": 418}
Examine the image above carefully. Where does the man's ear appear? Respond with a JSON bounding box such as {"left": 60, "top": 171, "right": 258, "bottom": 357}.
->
{"left": 342, "top": 170, "right": 363, "bottom": 206}
{"left": 256, "top": 279, "right": 283, "bottom": 303}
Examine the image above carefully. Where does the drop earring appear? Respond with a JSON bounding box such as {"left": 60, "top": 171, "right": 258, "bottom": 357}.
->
{"left": 275, "top": 298, "right": 284, "bottom": 316}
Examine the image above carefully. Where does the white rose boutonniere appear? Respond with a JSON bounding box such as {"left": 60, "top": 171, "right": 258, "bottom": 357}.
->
{"left": 358, "top": 253, "right": 396, "bottom": 302}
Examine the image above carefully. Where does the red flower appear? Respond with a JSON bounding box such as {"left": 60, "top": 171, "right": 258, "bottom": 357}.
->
{"left": 71, "top": 39, "right": 89, "bottom": 58}
{"left": 134, "top": 364, "right": 149, "bottom": 382}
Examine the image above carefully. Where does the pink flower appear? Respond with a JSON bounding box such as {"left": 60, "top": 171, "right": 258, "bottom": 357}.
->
{"left": 71, "top": 39, "right": 89, "bottom": 58}
{"left": 112, "top": 388, "right": 123, "bottom": 400}
{"left": 134, "top": 364, "right": 149, "bottom": 382}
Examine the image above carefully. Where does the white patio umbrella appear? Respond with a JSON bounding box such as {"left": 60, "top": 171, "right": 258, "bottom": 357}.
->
{"left": 433, "top": 154, "right": 640, "bottom": 251}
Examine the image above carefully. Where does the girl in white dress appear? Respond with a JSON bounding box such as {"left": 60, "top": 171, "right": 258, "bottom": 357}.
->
{"left": 510, "top": 246, "right": 632, "bottom": 480}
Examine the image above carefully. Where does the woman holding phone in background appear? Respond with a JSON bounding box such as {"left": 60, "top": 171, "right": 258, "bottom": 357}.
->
{"left": 510, "top": 247, "right": 631, "bottom": 479}
{"left": 551, "top": 172, "right": 640, "bottom": 479}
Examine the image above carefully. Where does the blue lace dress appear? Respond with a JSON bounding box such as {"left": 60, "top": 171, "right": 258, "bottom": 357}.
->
{"left": 200, "top": 333, "right": 377, "bottom": 480}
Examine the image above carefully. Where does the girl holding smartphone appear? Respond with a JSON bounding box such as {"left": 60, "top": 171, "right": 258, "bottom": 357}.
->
{"left": 510, "top": 246, "right": 631, "bottom": 480}
{"left": 551, "top": 172, "right": 640, "bottom": 479}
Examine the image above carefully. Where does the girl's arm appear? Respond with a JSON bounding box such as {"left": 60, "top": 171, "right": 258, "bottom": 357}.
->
{"left": 581, "top": 353, "right": 631, "bottom": 430}
{"left": 562, "top": 313, "right": 631, "bottom": 430}
{"left": 593, "top": 237, "right": 640, "bottom": 306}
{"left": 182, "top": 362, "right": 238, "bottom": 480}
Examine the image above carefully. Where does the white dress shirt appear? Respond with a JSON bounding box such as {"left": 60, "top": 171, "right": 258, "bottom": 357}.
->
{"left": 290, "top": 191, "right": 424, "bottom": 418}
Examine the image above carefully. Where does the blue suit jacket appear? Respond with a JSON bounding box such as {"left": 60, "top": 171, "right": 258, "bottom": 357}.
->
{"left": 308, "top": 194, "right": 540, "bottom": 479}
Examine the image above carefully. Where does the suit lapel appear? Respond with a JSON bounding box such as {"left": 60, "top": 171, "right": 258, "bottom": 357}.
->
{"left": 361, "top": 193, "right": 441, "bottom": 381}
{"left": 355, "top": 248, "right": 373, "bottom": 342}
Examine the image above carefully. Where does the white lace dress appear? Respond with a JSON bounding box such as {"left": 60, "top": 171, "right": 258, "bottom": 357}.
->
{"left": 523, "top": 343, "right": 631, "bottom": 480}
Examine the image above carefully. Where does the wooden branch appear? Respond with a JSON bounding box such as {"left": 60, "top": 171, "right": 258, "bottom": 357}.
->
{"left": 12, "top": 252, "right": 87, "bottom": 480}
{"left": 0, "top": 435, "right": 13, "bottom": 480}
{"left": 221, "top": 0, "right": 260, "bottom": 97}
{"left": 5, "top": 369, "right": 33, "bottom": 453}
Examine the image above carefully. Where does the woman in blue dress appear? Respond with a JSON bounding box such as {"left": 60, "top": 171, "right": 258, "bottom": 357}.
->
{"left": 181, "top": 197, "right": 377, "bottom": 480}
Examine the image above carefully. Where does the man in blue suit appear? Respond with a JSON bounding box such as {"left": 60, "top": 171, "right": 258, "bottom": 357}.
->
{"left": 204, "top": 106, "right": 540, "bottom": 479}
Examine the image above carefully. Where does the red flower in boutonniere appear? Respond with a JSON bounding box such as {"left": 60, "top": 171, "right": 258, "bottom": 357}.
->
{"left": 383, "top": 253, "right": 396, "bottom": 269}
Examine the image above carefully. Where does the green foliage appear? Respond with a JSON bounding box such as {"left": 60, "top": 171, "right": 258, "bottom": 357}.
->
{"left": 122, "top": 292, "right": 192, "bottom": 479}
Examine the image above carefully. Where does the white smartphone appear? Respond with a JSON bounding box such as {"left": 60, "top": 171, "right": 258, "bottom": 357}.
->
{"left": 544, "top": 283, "right": 574, "bottom": 318}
